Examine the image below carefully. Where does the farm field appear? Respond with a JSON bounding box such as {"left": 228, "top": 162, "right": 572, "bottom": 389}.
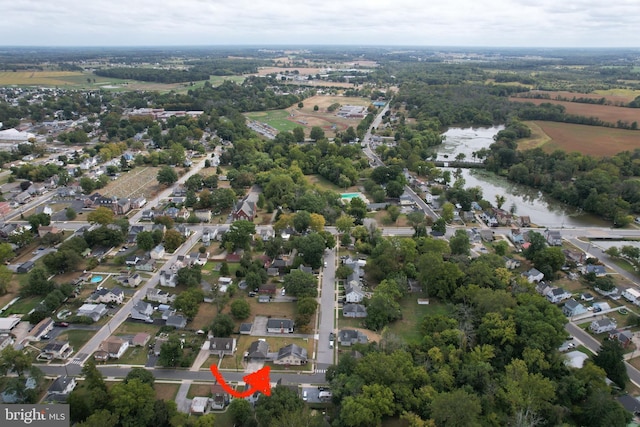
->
{"left": 100, "top": 167, "right": 162, "bottom": 200}
{"left": 245, "top": 94, "right": 372, "bottom": 137}
{"left": 509, "top": 97, "right": 640, "bottom": 125}
{"left": 514, "top": 90, "right": 640, "bottom": 104}
{"left": 520, "top": 121, "right": 640, "bottom": 157}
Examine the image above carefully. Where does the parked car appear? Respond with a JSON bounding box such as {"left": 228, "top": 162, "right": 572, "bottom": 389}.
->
{"left": 54, "top": 322, "right": 69, "bottom": 327}
{"left": 41, "top": 335, "right": 50, "bottom": 340}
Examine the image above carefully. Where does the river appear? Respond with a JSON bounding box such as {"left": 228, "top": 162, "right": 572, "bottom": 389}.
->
{"left": 437, "top": 126, "right": 609, "bottom": 228}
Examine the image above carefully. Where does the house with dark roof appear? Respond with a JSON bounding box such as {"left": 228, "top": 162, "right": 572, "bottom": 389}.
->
{"left": 523, "top": 268, "right": 544, "bottom": 283}
{"left": 233, "top": 196, "right": 256, "bottom": 221}
{"left": 166, "top": 314, "right": 187, "bottom": 329}
{"left": 343, "top": 304, "right": 367, "bottom": 318}
{"left": 246, "top": 340, "right": 270, "bottom": 360}
{"left": 610, "top": 330, "right": 634, "bottom": 348}
{"left": 274, "top": 344, "right": 307, "bottom": 365}
{"left": 86, "top": 287, "right": 124, "bottom": 305}
{"left": 210, "top": 384, "right": 231, "bottom": 410}
{"left": 48, "top": 376, "right": 76, "bottom": 396}
{"left": 209, "top": 337, "right": 237, "bottom": 356}
{"left": 338, "top": 329, "right": 369, "bottom": 347}
{"left": 547, "top": 287, "right": 572, "bottom": 304}
{"left": 590, "top": 317, "right": 617, "bottom": 334}
{"left": 239, "top": 323, "right": 253, "bottom": 335}
{"left": 42, "top": 340, "right": 73, "bottom": 360}
{"left": 345, "top": 281, "right": 365, "bottom": 303}
{"left": 17, "top": 260, "right": 35, "bottom": 273}
{"left": 562, "top": 298, "right": 587, "bottom": 317}
{"left": 584, "top": 264, "right": 606, "bottom": 277}
{"left": 29, "top": 317, "right": 54, "bottom": 341}
{"left": 266, "top": 318, "right": 294, "bottom": 333}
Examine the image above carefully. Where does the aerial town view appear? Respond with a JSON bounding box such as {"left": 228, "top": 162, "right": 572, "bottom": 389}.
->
{"left": 1, "top": 1, "right": 640, "bottom": 427}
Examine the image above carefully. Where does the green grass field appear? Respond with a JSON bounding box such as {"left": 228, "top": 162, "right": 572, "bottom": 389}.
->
{"left": 2, "top": 296, "right": 42, "bottom": 315}
{"left": 245, "top": 109, "right": 300, "bottom": 132}
{"left": 388, "top": 296, "right": 451, "bottom": 342}
{"left": 57, "top": 329, "right": 96, "bottom": 351}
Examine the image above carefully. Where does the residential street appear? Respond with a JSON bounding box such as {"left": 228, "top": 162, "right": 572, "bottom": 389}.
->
{"left": 316, "top": 246, "right": 337, "bottom": 370}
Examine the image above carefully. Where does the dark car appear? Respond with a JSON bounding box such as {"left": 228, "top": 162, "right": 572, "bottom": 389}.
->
{"left": 329, "top": 332, "right": 335, "bottom": 340}
{"left": 41, "top": 335, "right": 50, "bottom": 340}
{"left": 54, "top": 322, "right": 69, "bottom": 327}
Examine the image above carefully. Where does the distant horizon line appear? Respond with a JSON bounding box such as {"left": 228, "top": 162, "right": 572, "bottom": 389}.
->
{"left": 0, "top": 44, "right": 638, "bottom": 50}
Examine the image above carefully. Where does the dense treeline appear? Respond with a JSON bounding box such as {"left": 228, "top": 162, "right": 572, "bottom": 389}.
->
{"left": 94, "top": 67, "right": 212, "bottom": 83}
{"left": 320, "top": 227, "right": 631, "bottom": 426}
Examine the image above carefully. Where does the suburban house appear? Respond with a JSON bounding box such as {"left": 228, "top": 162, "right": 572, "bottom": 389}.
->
{"left": 519, "top": 216, "right": 531, "bottom": 227}
{"left": 86, "top": 287, "right": 124, "bottom": 305}
{"left": 127, "top": 225, "right": 145, "bottom": 243}
{"left": 562, "top": 299, "right": 587, "bottom": 317}
{"left": 535, "top": 282, "right": 553, "bottom": 297}
{"left": 136, "top": 258, "right": 156, "bottom": 272}
{"left": 190, "top": 397, "right": 211, "bottom": 415}
{"left": 338, "top": 329, "right": 369, "bottom": 347}
{"left": 0, "top": 316, "right": 20, "bottom": 334}
{"left": 259, "top": 283, "right": 277, "bottom": 295}
{"left": 480, "top": 229, "right": 494, "bottom": 241}
{"left": 546, "top": 230, "right": 562, "bottom": 246}
{"left": 150, "top": 245, "right": 165, "bottom": 260}
{"left": 590, "top": 318, "right": 618, "bottom": 334}
{"left": 266, "top": 318, "right": 294, "bottom": 333}
{"left": 0, "top": 335, "right": 14, "bottom": 351}
{"left": 166, "top": 314, "right": 187, "bottom": 329}
{"left": 344, "top": 281, "right": 365, "bottom": 303}
{"left": 47, "top": 376, "right": 76, "bottom": 396}
{"left": 239, "top": 323, "right": 253, "bottom": 335}
{"left": 132, "top": 333, "right": 151, "bottom": 347}
{"left": 509, "top": 227, "right": 526, "bottom": 244}
{"left": 17, "top": 261, "right": 35, "bottom": 274}
{"left": 130, "top": 301, "right": 154, "bottom": 322}
{"left": 29, "top": 317, "right": 54, "bottom": 341}
{"left": 622, "top": 288, "right": 640, "bottom": 304}
{"left": 547, "top": 287, "right": 572, "bottom": 304}
{"left": 153, "top": 338, "right": 168, "bottom": 357}
{"left": 77, "top": 303, "right": 108, "bottom": 321}
{"left": 98, "top": 336, "right": 129, "bottom": 359}
{"left": 42, "top": 341, "right": 73, "bottom": 360}
{"left": 593, "top": 302, "right": 611, "bottom": 312}
{"left": 610, "top": 330, "right": 634, "bottom": 348}
{"left": 117, "top": 272, "right": 142, "bottom": 288}
{"left": 159, "top": 271, "right": 177, "bottom": 287}
{"left": 233, "top": 192, "right": 258, "bottom": 221}
{"left": 584, "top": 264, "right": 607, "bottom": 277}
{"left": 201, "top": 228, "right": 217, "bottom": 246}
{"left": 37, "top": 225, "right": 59, "bottom": 238}
{"left": 523, "top": 268, "right": 544, "bottom": 283}
{"left": 141, "top": 210, "right": 155, "bottom": 221}
{"left": 274, "top": 344, "right": 308, "bottom": 365}
{"left": 209, "top": 337, "right": 237, "bottom": 356}
{"left": 125, "top": 254, "right": 142, "bottom": 266}
{"left": 581, "top": 293, "right": 595, "bottom": 302}
{"left": 343, "top": 304, "right": 368, "bottom": 318}
{"left": 146, "top": 288, "right": 176, "bottom": 304}
{"left": 210, "top": 384, "right": 231, "bottom": 410}
{"left": 246, "top": 340, "right": 270, "bottom": 360}
{"left": 131, "top": 197, "right": 146, "bottom": 209}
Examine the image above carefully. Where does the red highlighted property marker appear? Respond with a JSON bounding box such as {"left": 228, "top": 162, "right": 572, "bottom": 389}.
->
{"left": 209, "top": 364, "right": 272, "bottom": 398}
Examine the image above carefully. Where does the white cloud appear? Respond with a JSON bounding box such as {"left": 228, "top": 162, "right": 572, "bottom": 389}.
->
{"left": 1, "top": 0, "right": 639, "bottom": 46}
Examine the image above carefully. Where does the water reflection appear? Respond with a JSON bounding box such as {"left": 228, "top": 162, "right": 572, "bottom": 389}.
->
{"left": 437, "top": 127, "right": 609, "bottom": 228}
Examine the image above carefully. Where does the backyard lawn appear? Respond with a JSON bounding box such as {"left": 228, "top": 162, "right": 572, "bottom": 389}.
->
{"left": 387, "top": 295, "right": 450, "bottom": 342}
{"left": 155, "top": 383, "right": 181, "bottom": 401}
{"left": 56, "top": 329, "right": 96, "bottom": 351}
{"left": 106, "top": 345, "right": 149, "bottom": 365}
{"left": 187, "top": 383, "right": 213, "bottom": 399}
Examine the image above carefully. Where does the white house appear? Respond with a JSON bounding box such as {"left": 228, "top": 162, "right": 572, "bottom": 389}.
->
{"left": 622, "top": 288, "right": 640, "bottom": 304}
{"left": 547, "top": 287, "right": 572, "bottom": 304}
{"left": 523, "top": 268, "right": 544, "bottom": 283}
{"left": 159, "top": 271, "right": 177, "bottom": 287}
{"left": 150, "top": 245, "right": 165, "bottom": 260}
{"left": 590, "top": 318, "right": 617, "bottom": 334}
{"left": 344, "top": 281, "right": 365, "bottom": 303}
{"left": 100, "top": 336, "right": 129, "bottom": 359}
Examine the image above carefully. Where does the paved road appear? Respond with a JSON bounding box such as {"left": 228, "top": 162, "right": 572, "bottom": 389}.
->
{"left": 71, "top": 230, "right": 203, "bottom": 364}
{"left": 565, "top": 322, "right": 640, "bottom": 387}
{"left": 316, "top": 247, "right": 337, "bottom": 368}
{"left": 39, "top": 364, "right": 329, "bottom": 384}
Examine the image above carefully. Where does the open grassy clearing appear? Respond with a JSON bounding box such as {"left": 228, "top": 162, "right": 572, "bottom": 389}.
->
{"left": 387, "top": 296, "right": 451, "bottom": 343}
{"left": 56, "top": 329, "right": 96, "bottom": 350}
{"left": 155, "top": 383, "right": 181, "bottom": 401}
{"left": 245, "top": 110, "right": 300, "bottom": 133}
{"left": 304, "top": 174, "right": 358, "bottom": 193}
{"left": 115, "top": 322, "right": 161, "bottom": 336}
{"left": 517, "top": 121, "right": 553, "bottom": 151}
{"left": 510, "top": 97, "right": 640, "bottom": 125}
{"left": 514, "top": 90, "right": 639, "bottom": 104}
{"left": 105, "top": 345, "right": 149, "bottom": 365}
{"left": 187, "top": 383, "right": 213, "bottom": 398}
{"left": 519, "top": 121, "right": 640, "bottom": 157}
{"left": 100, "top": 166, "right": 163, "bottom": 200}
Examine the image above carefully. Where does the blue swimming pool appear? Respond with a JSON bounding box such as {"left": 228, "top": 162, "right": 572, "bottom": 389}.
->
{"left": 90, "top": 276, "right": 103, "bottom": 283}
{"left": 341, "top": 193, "right": 361, "bottom": 199}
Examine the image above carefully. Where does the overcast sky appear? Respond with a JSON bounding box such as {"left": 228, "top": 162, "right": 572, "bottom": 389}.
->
{"left": 2, "top": 0, "right": 639, "bottom": 47}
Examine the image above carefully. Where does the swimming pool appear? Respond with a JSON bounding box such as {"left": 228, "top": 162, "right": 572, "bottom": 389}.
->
{"left": 90, "top": 276, "right": 103, "bottom": 283}
{"left": 341, "top": 193, "right": 361, "bottom": 199}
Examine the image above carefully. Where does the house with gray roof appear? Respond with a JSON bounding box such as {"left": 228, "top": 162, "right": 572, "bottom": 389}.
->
{"left": 338, "top": 329, "right": 369, "bottom": 347}
{"left": 563, "top": 299, "right": 587, "bottom": 317}
{"left": 209, "top": 337, "right": 236, "bottom": 356}
{"left": 343, "top": 304, "right": 367, "bottom": 318}
{"left": 166, "top": 314, "right": 187, "bottom": 329}
{"left": 246, "top": 340, "right": 270, "bottom": 360}
{"left": 274, "top": 344, "right": 307, "bottom": 365}
{"left": 266, "top": 318, "right": 294, "bottom": 333}
{"left": 590, "top": 317, "right": 617, "bottom": 334}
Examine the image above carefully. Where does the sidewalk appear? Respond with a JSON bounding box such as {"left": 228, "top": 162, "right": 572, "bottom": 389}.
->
{"left": 190, "top": 341, "right": 211, "bottom": 372}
